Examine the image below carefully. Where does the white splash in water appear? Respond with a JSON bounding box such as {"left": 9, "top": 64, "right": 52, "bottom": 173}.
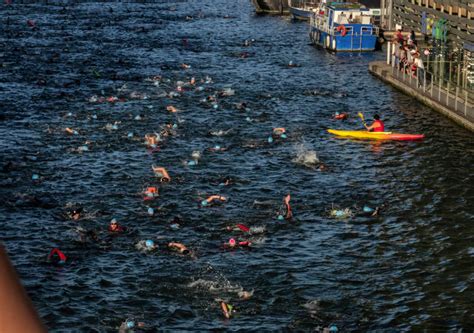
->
{"left": 292, "top": 142, "right": 320, "bottom": 168}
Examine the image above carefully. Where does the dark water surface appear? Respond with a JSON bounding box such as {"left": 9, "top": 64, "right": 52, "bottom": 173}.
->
{"left": 1, "top": 0, "right": 474, "bottom": 331}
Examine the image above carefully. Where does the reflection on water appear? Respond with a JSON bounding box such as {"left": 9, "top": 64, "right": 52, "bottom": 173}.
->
{"left": 1, "top": 0, "right": 473, "bottom": 331}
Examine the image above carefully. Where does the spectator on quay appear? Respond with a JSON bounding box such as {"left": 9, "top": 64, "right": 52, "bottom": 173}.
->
{"left": 399, "top": 45, "right": 407, "bottom": 72}
{"left": 395, "top": 29, "right": 404, "bottom": 43}
{"left": 414, "top": 52, "right": 425, "bottom": 87}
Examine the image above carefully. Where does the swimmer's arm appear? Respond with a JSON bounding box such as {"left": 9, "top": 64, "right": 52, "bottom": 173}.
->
{"left": 207, "top": 195, "right": 227, "bottom": 202}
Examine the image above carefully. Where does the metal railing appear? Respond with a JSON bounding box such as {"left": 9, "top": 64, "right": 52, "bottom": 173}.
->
{"left": 386, "top": 42, "right": 474, "bottom": 121}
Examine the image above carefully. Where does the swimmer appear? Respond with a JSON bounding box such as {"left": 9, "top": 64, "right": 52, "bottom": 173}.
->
{"left": 68, "top": 207, "right": 83, "bottom": 220}
{"left": 108, "top": 218, "right": 125, "bottom": 233}
{"left": 166, "top": 105, "right": 178, "bottom": 113}
{"left": 236, "top": 102, "right": 248, "bottom": 111}
{"left": 190, "top": 77, "right": 196, "bottom": 85}
{"left": 227, "top": 224, "right": 266, "bottom": 235}
{"left": 159, "top": 124, "right": 177, "bottom": 138}
{"left": 268, "top": 127, "right": 287, "bottom": 143}
{"left": 226, "top": 224, "right": 250, "bottom": 233}
{"left": 288, "top": 60, "right": 298, "bottom": 68}
{"left": 220, "top": 301, "right": 234, "bottom": 319}
{"left": 168, "top": 242, "right": 191, "bottom": 255}
{"left": 209, "top": 129, "right": 231, "bottom": 137}
{"left": 273, "top": 127, "right": 286, "bottom": 136}
{"left": 143, "top": 186, "right": 159, "bottom": 200}
{"left": 201, "top": 195, "right": 227, "bottom": 207}
{"left": 333, "top": 111, "right": 348, "bottom": 120}
{"left": 209, "top": 145, "right": 227, "bottom": 152}
{"left": 218, "top": 176, "right": 233, "bottom": 186}
{"left": 47, "top": 248, "right": 67, "bottom": 265}
{"left": 224, "top": 238, "right": 251, "bottom": 249}
{"left": 169, "top": 216, "right": 182, "bottom": 230}
{"left": 76, "top": 228, "right": 99, "bottom": 243}
{"left": 152, "top": 166, "right": 171, "bottom": 182}
{"left": 145, "top": 133, "right": 160, "bottom": 147}
{"left": 135, "top": 239, "right": 158, "bottom": 252}
{"left": 361, "top": 205, "right": 381, "bottom": 217}
{"left": 65, "top": 127, "right": 78, "bottom": 135}
{"left": 119, "top": 319, "right": 145, "bottom": 333}
{"left": 284, "top": 194, "right": 293, "bottom": 219}
{"left": 243, "top": 39, "right": 255, "bottom": 47}
{"left": 238, "top": 290, "right": 253, "bottom": 300}
{"left": 181, "top": 63, "right": 191, "bottom": 69}
{"left": 329, "top": 207, "right": 353, "bottom": 219}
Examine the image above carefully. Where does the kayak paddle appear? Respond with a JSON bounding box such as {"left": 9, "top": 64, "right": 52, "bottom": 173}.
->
{"left": 357, "top": 112, "right": 367, "bottom": 127}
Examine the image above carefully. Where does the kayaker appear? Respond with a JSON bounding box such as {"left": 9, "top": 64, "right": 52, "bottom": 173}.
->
{"left": 364, "top": 114, "right": 385, "bottom": 132}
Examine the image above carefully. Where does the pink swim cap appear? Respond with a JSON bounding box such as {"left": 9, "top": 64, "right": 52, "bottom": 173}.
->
{"left": 229, "top": 238, "right": 236, "bottom": 246}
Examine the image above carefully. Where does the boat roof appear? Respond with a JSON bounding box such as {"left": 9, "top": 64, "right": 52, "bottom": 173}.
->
{"left": 326, "top": 2, "right": 369, "bottom": 11}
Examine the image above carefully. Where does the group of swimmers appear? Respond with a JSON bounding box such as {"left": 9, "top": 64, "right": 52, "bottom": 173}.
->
{"left": 39, "top": 39, "right": 390, "bottom": 331}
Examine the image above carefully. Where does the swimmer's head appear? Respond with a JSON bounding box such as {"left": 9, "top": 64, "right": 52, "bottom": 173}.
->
{"left": 170, "top": 223, "right": 180, "bottom": 230}
{"left": 363, "top": 205, "right": 374, "bottom": 213}
{"left": 201, "top": 200, "right": 208, "bottom": 206}
{"left": 111, "top": 218, "right": 118, "bottom": 224}
{"left": 229, "top": 238, "right": 236, "bottom": 247}
{"left": 127, "top": 132, "right": 134, "bottom": 138}
{"left": 267, "top": 137, "right": 273, "bottom": 143}
{"left": 335, "top": 111, "right": 340, "bottom": 115}
{"left": 172, "top": 124, "right": 178, "bottom": 129}
{"left": 32, "top": 174, "right": 39, "bottom": 180}
{"left": 182, "top": 249, "right": 190, "bottom": 255}
{"left": 277, "top": 215, "right": 284, "bottom": 220}
{"left": 126, "top": 320, "right": 135, "bottom": 329}
{"left": 188, "top": 160, "right": 197, "bottom": 166}
{"left": 329, "top": 325, "right": 338, "bottom": 333}
{"left": 147, "top": 208, "right": 154, "bottom": 215}
{"left": 280, "top": 134, "right": 287, "bottom": 139}
{"left": 145, "top": 240, "right": 155, "bottom": 248}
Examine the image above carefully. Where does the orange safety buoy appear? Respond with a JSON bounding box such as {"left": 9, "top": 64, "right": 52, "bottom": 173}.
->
{"left": 337, "top": 25, "right": 347, "bottom": 37}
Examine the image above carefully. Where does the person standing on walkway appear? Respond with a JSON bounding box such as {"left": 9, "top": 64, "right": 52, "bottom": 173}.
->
{"left": 414, "top": 52, "right": 425, "bottom": 87}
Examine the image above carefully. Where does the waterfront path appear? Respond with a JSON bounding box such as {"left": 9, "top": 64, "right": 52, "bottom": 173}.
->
{"left": 369, "top": 61, "right": 474, "bottom": 132}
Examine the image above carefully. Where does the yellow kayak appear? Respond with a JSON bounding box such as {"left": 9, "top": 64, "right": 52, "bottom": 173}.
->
{"left": 328, "top": 129, "right": 425, "bottom": 141}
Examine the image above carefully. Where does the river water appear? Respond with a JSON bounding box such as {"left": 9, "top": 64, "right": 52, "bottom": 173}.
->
{"left": 1, "top": 0, "right": 473, "bottom": 331}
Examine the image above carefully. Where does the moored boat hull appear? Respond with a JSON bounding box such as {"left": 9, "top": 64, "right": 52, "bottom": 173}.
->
{"left": 310, "top": 26, "right": 377, "bottom": 52}
{"left": 290, "top": 6, "right": 313, "bottom": 20}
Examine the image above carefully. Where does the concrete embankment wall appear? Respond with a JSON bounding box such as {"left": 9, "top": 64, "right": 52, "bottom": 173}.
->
{"left": 252, "top": 0, "right": 289, "bottom": 14}
{"left": 369, "top": 61, "right": 474, "bottom": 132}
